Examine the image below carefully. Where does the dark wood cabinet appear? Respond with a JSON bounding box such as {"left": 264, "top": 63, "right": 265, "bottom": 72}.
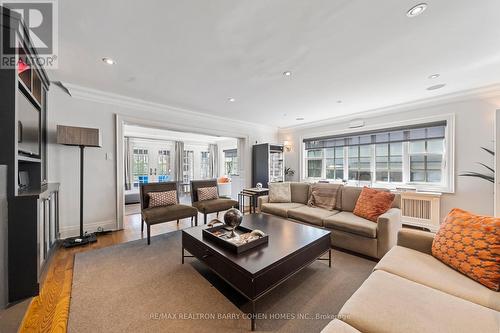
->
{"left": 252, "top": 144, "right": 285, "bottom": 187}
{"left": 0, "top": 7, "right": 57, "bottom": 304}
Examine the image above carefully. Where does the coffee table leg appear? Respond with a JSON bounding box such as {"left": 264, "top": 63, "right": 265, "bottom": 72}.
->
{"left": 329, "top": 248, "right": 332, "bottom": 268}
{"left": 251, "top": 300, "right": 256, "bottom": 331}
{"left": 181, "top": 247, "right": 184, "bottom": 264}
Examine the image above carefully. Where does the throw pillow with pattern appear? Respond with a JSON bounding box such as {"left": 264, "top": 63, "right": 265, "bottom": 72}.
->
{"left": 432, "top": 208, "right": 500, "bottom": 291}
{"left": 148, "top": 190, "right": 177, "bottom": 208}
{"left": 198, "top": 186, "right": 219, "bottom": 201}
{"left": 307, "top": 183, "right": 340, "bottom": 211}
{"left": 268, "top": 182, "right": 292, "bottom": 203}
{"left": 353, "top": 187, "right": 395, "bottom": 222}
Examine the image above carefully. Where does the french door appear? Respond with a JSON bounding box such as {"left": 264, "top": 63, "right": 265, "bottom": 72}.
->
{"left": 131, "top": 143, "right": 173, "bottom": 187}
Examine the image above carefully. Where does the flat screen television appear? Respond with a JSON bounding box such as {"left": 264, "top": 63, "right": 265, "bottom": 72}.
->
{"left": 17, "top": 89, "right": 40, "bottom": 157}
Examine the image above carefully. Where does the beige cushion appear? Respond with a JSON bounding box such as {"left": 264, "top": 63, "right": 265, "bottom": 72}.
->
{"left": 197, "top": 186, "right": 218, "bottom": 201}
{"left": 340, "top": 270, "right": 500, "bottom": 333}
{"left": 323, "top": 211, "right": 377, "bottom": 238}
{"left": 288, "top": 206, "right": 338, "bottom": 226}
{"left": 261, "top": 202, "right": 305, "bottom": 218}
{"left": 147, "top": 190, "right": 177, "bottom": 208}
{"left": 290, "top": 182, "right": 310, "bottom": 204}
{"left": 308, "top": 183, "right": 342, "bottom": 211}
{"left": 375, "top": 246, "right": 500, "bottom": 311}
{"left": 269, "top": 182, "right": 292, "bottom": 203}
{"left": 321, "top": 319, "right": 361, "bottom": 333}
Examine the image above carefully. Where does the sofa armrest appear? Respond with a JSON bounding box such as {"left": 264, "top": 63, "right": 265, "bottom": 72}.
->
{"left": 258, "top": 195, "right": 269, "bottom": 212}
{"left": 397, "top": 228, "right": 435, "bottom": 255}
{"left": 376, "top": 208, "right": 402, "bottom": 258}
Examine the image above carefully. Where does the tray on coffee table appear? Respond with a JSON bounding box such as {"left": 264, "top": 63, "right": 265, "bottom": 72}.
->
{"left": 202, "top": 224, "right": 268, "bottom": 254}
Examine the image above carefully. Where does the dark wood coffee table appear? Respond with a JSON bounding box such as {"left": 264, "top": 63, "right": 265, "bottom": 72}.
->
{"left": 181, "top": 213, "right": 331, "bottom": 331}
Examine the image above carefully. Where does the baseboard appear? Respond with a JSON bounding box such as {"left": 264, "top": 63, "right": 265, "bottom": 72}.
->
{"left": 59, "top": 220, "right": 117, "bottom": 239}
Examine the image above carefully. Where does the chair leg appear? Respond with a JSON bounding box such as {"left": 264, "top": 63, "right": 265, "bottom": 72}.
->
{"left": 217, "top": 212, "right": 219, "bottom": 218}
{"left": 190, "top": 216, "right": 193, "bottom": 227}
{"left": 141, "top": 219, "right": 144, "bottom": 232}
{"left": 147, "top": 224, "right": 151, "bottom": 245}
{"left": 177, "top": 219, "right": 179, "bottom": 224}
{"left": 204, "top": 213, "right": 207, "bottom": 225}
{"left": 195, "top": 214, "right": 198, "bottom": 226}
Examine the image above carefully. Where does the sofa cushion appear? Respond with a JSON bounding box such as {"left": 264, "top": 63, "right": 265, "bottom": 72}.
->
{"left": 376, "top": 246, "right": 500, "bottom": 311}
{"left": 339, "top": 270, "right": 500, "bottom": 333}
{"left": 192, "top": 198, "right": 238, "bottom": 213}
{"left": 148, "top": 190, "right": 178, "bottom": 208}
{"left": 288, "top": 206, "right": 339, "bottom": 226}
{"left": 308, "top": 183, "right": 341, "bottom": 211}
{"left": 320, "top": 319, "right": 361, "bottom": 333}
{"left": 341, "top": 186, "right": 399, "bottom": 211}
{"left": 261, "top": 202, "right": 305, "bottom": 218}
{"left": 353, "top": 187, "right": 395, "bottom": 222}
{"left": 143, "top": 204, "right": 197, "bottom": 224}
{"left": 323, "top": 212, "right": 377, "bottom": 238}
{"left": 432, "top": 208, "right": 500, "bottom": 291}
{"left": 269, "top": 182, "right": 292, "bottom": 203}
{"left": 290, "top": 182, "right": 310, "bottom": 204}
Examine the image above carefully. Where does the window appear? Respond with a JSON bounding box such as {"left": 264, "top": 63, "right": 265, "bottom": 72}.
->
{"left": 325, "top": 147, "right": 344, "bottom": 180}
{"left": 375, "top": 142, "right": 402, "bottom": 182}
{"left": 200, "top": 151, "right": 210, "bottom": 179}
{"left": 132, "top": 148, "right": 149, "bottom": 187}
{"left": 302, "top": 120, "right": 451, "bottom": 191}
{"left": 306, "top": 149, "right": 323, "bottom": 178}
{"left": 348, "top": 145, "right": 372, "bottom": 181}
{"left": 409, "top": 139, "right": 443, "bottom": 183}
{"left": 157, "top": 150, "right": 171, "bottom": 182}
{"left": 224, "top": 149, "right": 238, "bottom": 176}
{"left": 183, "top": 150, "right": 194, "bottom": 184}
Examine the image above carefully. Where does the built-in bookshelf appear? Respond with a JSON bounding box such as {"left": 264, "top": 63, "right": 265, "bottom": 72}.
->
{"left": 0, "top": 6, "right": 58, "bottom": 304}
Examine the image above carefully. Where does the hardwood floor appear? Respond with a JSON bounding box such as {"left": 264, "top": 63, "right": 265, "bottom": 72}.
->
{"left": 18, "top": 211, "right": 218, "bottom": 333}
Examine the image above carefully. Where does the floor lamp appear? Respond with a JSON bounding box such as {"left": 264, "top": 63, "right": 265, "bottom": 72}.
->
{"left": 57, "top": 125, "right": 102, "bottom": 247}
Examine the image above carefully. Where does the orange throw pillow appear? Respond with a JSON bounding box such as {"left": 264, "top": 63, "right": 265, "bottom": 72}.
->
{"left": 432, "top": 208, "right": 500, "bottom": 291}
{"left": 353, "top": 187, "right": 395, "bottom": 222}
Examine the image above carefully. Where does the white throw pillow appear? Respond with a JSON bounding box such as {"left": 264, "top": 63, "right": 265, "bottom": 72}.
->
{"left": 268, "top": 183, "right": 292, "bottom": 203}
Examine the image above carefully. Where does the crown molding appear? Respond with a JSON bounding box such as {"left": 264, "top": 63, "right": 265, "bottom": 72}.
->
{"left": 61, "top": 82, "right": 277, "bottom": 133}
{"left": 279, "top": 83, "right": 500, "bottom": 132}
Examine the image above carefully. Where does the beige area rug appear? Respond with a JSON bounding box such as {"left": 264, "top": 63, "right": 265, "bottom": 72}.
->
{"left": 69, "top": 231, "right": 375, "bottom": 332}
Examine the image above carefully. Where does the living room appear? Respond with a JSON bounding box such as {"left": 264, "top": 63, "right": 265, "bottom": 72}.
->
{"left": 0, "top": 1, "right": 499, "bottom": 332}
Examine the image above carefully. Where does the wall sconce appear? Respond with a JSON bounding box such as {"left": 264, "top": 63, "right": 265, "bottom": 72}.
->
{"left": 283, "top": 140, "right": 292, "bottom": 152}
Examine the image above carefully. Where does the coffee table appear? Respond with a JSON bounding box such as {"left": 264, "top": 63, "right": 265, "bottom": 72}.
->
{"left": 181, "top": 213, "right": 331, "bottom": 330}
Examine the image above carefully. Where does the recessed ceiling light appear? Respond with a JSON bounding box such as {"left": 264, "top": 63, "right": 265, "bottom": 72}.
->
{"left": 428, "top": 73, "right": 440, "bottom": 79}
{"left": 102, "top": 57, "right": 116, "bottom": 65}
{"left": 337, "top": 100, "right": 342, "bottom": 104}
{"left": 427, "top": 84, "right": 446, "bottom": 91}
{"left": 283, "top": 71, "right": 292, "bottom": 76}
{"left": 407, "top": 3, "right": 428, "bottom": 17}
{"left": 228, "top": 97, "right": 235, "bottom": 102}
{"left": 296, "top": 117, "right": 304, "bottom": 121}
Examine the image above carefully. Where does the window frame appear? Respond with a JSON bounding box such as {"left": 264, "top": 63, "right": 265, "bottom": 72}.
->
{"left": 300, "top": 114, "right": 455, "bottom": 193}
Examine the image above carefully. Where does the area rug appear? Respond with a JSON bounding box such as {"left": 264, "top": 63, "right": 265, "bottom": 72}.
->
{"left": 68, "top": 231, "right": 375, "bottom": 332}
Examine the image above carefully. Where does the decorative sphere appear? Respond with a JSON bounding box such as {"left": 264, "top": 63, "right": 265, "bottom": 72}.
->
{"left": 224, "top": 208, "right": 243, "bottom": 228}
{"left": 256, "top": 182, "right": 263, "bottom": 189}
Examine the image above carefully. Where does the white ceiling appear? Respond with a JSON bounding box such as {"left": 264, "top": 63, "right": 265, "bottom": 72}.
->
{"left": 50, "top": 0, "right": 500, "bottom": 127}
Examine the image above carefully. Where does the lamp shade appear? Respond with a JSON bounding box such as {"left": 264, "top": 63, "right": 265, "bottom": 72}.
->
{"left": 57, "top": 125, "right": 101, "bottom": 147}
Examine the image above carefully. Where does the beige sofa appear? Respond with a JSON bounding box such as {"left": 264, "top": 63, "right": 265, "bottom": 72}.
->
{"left": 258, "top": 183, "right": 401, "bottom": 259}
{"left": 322, "top": 229, "right": 500, "bottom": 333}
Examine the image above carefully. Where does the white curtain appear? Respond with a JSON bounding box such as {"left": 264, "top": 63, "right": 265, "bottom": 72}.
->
{"left": 124, "top": 137, "right": 132, "bottom": 190}
{"left": 174, "top": 141, "right": 184, "bottom": 183}
{"left": 209, "top": 144, "right": 219, "bottom": 179}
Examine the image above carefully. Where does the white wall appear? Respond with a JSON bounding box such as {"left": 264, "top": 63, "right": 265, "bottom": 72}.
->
{"left": 48, "top": 86, "right": 277, "bottom": 237}
{"left": 280, "top": 96, "right": 500, "bottom": 220}
{"left": 0, "top": 165, "right": 7, "bottom": 309}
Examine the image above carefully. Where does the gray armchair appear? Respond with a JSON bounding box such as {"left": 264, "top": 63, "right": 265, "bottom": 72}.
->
{"left": 190, "top": 179, "right": 239, "bottom": 224}
{"left": 140, "top": 182, "right": 198, "bottom": 244}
